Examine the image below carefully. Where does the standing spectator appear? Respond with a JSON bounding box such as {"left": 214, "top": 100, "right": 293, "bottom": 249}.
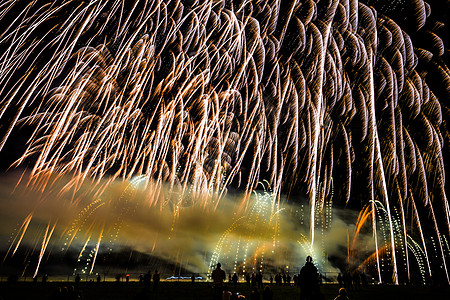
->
{"left": 246, "top": 273, "right": 251, "bottom": 288}
{"left": 344, "top": 272, "right": 352, "bottom": 290}
{"left": 153, "top": 270, "right": 160, "bottom": 292}
{"left": 293, "top": 274, "right": 298, "bottom": 287}
{"left": 75, "top": 274, "right": 81, "bottom": 287}
{"left": 212, "top": 263, "right": 226, "bottom": 300}
{"left": 257, "top": 272, "right": 263, "bottom": 289}
{"left": 232, "top": 273, "right": 238, "bottom": 290}
{"left": 144, "top": 271, "right": 151, "bottom": 287}
{"left": 299, "top": 256, "right": 319, "bottom": 300}
{"left": 251, "top": 273, "right": 256, "bottom": 288}
{"left": 275, "top": 274, "right": 281, "bottom": 286}
{"left": 337, "top": 273, "right": 343, "bottom": 287}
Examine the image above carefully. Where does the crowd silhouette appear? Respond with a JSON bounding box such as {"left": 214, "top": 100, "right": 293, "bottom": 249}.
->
{"left": 3, "top": 256, "right": 381, "bottom": 299}
{"left": 205, "top": 257, "right": 356, "bottom": 300}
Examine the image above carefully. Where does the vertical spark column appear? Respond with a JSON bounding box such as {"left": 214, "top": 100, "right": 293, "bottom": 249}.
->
{"left": 367, "top": 49, "right": 398, "bottom": 284}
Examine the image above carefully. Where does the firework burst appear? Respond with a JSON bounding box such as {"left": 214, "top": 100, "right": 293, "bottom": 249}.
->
{"left": 0, "top": 0, "right": 449, "bottom": 284}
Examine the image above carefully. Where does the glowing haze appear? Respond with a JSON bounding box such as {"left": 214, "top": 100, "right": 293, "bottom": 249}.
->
{"left": 0, "top": 173, "right": 358, "bottom": 278}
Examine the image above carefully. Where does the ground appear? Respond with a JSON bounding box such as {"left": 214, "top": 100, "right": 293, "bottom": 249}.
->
{"left": 0, "top": 281, "right": 448, "bottom": 299}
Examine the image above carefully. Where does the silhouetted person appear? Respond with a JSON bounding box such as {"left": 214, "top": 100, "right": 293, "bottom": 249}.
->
{"left": 334, "top": 287, "right": 349, "bottom": 300}
{"left": 344, "top": 272, "right": 352, "bottom": 290}
{"left": 192, "top": 274, "right": 196, "bottom": 283}
{"left": 246, "top": 273, "right": 251, "bottom": 287}
{"left": 282, "top": 273, "right": 287, "bottom": 285}
{"left": 126, "top": 273, "right": 130, "bottom": 283}
{"left": 251, "top": 273, "right": 256, "bottom": 288}
{"left": 232, "top": 273, "right": 238, "bottom": 289}
{"left": 287, "top": 274, "right": 291, "bottom": 286}
{"left": 299, "top": 256, "right": 319, "bottom": 300}
{"left": 352, "top": 272, "right": 360, "bottom": 289}
{"left": 262, "top": 285, "right": 273, "bottom": 300}
{"left": 144, "top": 271, "right": 151, "bottom": 287}
{"left": 153, "top": 270, "right": 160, "bottom": 292}
{"left": 270, "top": 275, "right": 273, "bottom": 285}
{"left": 97, "top": 274, "right": 101, "bottom": 283}
{"left": 257, "top": 272, "right": 263, "bottom": 289}
{"left": 75, "top": 274, "right": 81, "bottom": 287}
{"left": 42, "top": 274, "right": 48, "bottom": 285}
{"left": 250, "top": 287, "right": 260, "bottom": 300}
{"left": 212, "top": 263, "right": 226, "bottom": 299}
{"left": 337, "top": 273, "right": 343, "bottom": 287}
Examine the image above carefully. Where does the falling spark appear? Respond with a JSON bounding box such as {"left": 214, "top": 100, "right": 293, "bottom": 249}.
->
{"left": 89, "top": 225, "right": 104, "bottom": 275}
{"left": 3, "top": 212, "right": 33, "bottom": 263}
{"left": 33, "top": 220, "right": 57, "bottom": 278}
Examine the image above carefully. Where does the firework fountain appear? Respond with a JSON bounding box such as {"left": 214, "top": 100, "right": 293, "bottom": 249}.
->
{"left": 0, "top": 0, "right": 449, "bottom": 284}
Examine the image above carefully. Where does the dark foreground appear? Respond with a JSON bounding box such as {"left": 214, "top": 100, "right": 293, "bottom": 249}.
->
{"left": 0, "top": 282, "right": 448, "bottom": 300}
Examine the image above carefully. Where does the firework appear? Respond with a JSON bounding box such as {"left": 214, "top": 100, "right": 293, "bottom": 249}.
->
{"left": 0, "top": 0, "right": 449, "bottom": 284}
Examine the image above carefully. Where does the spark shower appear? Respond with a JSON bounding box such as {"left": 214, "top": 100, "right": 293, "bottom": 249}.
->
{"left": 0, "top": 0, "right": 449, "bottom": 285}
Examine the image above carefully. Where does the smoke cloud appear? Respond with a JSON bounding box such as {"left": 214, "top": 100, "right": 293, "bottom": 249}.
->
{"left": 0, "top": 172, "right": 374, "bottom": 277}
